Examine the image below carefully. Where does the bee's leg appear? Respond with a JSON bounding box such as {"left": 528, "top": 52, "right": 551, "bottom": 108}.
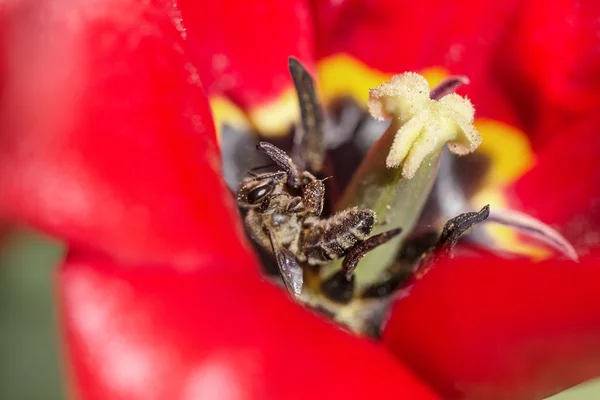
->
{"left": 286, "top": 196, "right": 303, "bottom": 213}
{"left": 258, "top": 197, "right": 272, "bottom": 213}
{"left": 374, "top": 215, "right": 392, "bottom": 227}
{"left": 302, "top": 179, "right": 326, "bottom": 216}
{"left": 284, "top": 194, "right": 322, "bottom": 215}
{"left": 249, "top": 163, "right": 276, "bottom": 173}
{"left": 300, "top": 170, "right": 317, "bottom": 185}
{"left": 256, "top": 142, "right": 301, "bottom": 189}
{"left": 341, "top": 228, "right": 404, "bottom": 280}
{"left": 258, "top": 193, "right": 287, "bottom": 213}
{"left": 250, "top": 170, "right": 286, "bottom": 181}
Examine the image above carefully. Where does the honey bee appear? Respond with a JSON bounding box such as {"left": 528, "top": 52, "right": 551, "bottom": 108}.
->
{"left": 237, "top": 141, "right": 402, "bottom": 299}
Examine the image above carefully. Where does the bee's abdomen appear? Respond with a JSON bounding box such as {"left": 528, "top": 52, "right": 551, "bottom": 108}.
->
{"left": 302, "top": 208, "right": 375, "bottom": 265}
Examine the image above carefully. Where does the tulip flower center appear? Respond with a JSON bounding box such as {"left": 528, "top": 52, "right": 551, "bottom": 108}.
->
{"left": 223, "top": 61, "right": 577, "bottom": 336}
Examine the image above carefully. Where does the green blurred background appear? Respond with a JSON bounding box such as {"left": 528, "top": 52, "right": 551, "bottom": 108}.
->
{"left": 0, "top": 227, "right": 597, "bottom": 399}
{"left": 0, "top": 228, "right": 65, "bottom": 399}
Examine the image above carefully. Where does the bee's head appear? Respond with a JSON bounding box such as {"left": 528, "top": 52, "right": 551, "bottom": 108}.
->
{"left": 236, "top": 171, "right": 286, "bottom": 209}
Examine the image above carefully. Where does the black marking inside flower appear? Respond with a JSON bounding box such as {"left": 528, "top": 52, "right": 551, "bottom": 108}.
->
{"left": 220, "top": 58, "right": 576, "bottom": 336}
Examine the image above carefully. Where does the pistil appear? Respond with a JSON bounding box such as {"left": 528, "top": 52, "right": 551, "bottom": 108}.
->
{"left": 331, "top": 73, "right": 481, "bottom": 288}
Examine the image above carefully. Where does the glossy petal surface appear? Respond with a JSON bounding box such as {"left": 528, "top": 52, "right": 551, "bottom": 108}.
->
{"left": 313, "top": 0, "right": 521, "bottom": 123}
{"left": 181, "top": 0, "right": 316, "bottom": 131}
{"left": 509, "top": 115, "right": 600, "bottom": 255}
{"left": 59, "top": 251, "right": 439, "bottom": 400}
{"left": 314, "top": 0, "right": 600, "bottom": 146}
{"left": 0, "top": 0, "right": 248, "bottom": 267}
{"left": 494, "top": 0, "right": 600, "bottom": 146}
{"left": 313, "top": 0, "right": 600, "bottom": 256}
{"left": 383, "top": 254, "right": 600, "bottom": 400}
{"left": 3, "top": 2, "right": 600, "bottom": 400}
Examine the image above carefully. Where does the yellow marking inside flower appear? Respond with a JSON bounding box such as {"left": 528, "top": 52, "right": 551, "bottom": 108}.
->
{"left": 211, "top": 54, "right": 448, "bottom": 139}
{"left": 475, "top": 119, "right": 536, "bottom": 186}
{"left": 316, "top": 54, "right": 555, "bottom": 259}
{"left": 211, "top": 87, "right": 301, "bottom": 138}
{"left": 209, "top": 96, "right": 251, "bottom": 142}
{"left": 317, "top": 54, "right": 389, "bottom": 106}
{"left": 471, "top": 121, "right": 547, "bottom": 259}
{"left": 472, "top": 189, "right": 551, "bottom": 260}
{"left": 317, "top": 53, "right": 449, "bottom": 107}
{"left": 246, "top": 87, "right": 300, "bottom": 137}
{"left": 420, "top": 66, "right": 448, "bottom": 88}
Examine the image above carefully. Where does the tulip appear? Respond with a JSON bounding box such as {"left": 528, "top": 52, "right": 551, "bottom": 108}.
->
{"left": 1, "top": 0, "right": 599, "bottom": 399}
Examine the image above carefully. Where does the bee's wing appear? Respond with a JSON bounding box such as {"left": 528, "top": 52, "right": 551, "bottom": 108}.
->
{"left": 269, "top": 234, "right": 303, "bottom": 298}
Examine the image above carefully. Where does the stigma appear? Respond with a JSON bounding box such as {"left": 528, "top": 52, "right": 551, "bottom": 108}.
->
{"left": 368, "top": 72, "right": 481, "bottom": 179}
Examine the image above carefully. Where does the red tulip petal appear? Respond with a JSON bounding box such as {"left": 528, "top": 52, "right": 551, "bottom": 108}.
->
{"left": 507, "top": 114, "right": 600, "bottom": 255}
{"left": 383, "top": 254, "right": 600, "bottom": 400}
{"left": 0, "top": 0, "right": 250, "bottom": 267}
{"left": 314, "top": 0, "right": 600, "bottom": 147}
{"left": 494, "top": 0, "right": 600, "bottom": 147}
{"left": 313, "top": 0, "right": 521, "bottom": 124}
{"left": 59, "top": 251, "right": 440, "bottom": 400}
{"left": 181, "top": 0, "right": 316, "bottom": 134}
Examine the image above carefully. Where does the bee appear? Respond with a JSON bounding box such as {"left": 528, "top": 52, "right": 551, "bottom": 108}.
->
{"left": 237, "top": 141, "right": 402, "bottom": 299}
